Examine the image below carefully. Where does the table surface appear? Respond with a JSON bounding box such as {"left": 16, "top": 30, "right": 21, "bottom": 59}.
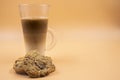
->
{"left": 0, "top": 27, "right": 120, "bottom": 80}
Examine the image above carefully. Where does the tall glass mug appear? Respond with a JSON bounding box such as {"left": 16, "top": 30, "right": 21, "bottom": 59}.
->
{"left": 19, "top": 4, "right": 55, "bottom": 55}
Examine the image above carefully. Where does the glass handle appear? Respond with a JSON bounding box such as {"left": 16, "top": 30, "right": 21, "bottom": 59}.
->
{"left": 46, "top": 28, "right": 56, "bottom": 51}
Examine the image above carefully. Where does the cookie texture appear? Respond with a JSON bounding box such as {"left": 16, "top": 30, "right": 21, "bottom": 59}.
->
{"left": 13, "top": 50, "right": 55, "bottom": 78}
{"left": 13, "top": 57, "right": 25, "bottom": 74}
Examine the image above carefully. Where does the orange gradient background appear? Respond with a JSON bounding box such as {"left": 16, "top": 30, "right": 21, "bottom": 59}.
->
{"left": 0, "top": 0, "right": 120, "bottom": 28}
{"left": 0, "top": 0, "right": 120, "bottom": 80}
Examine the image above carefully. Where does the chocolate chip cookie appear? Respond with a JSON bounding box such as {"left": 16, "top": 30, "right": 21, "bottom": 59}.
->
{"left": 13, "top": 50, "right": 55, "bottom": 78}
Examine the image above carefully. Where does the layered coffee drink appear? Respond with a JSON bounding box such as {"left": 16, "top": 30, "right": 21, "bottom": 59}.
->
{"left": 21, "top": 18, "right": 48, "bottom": 53}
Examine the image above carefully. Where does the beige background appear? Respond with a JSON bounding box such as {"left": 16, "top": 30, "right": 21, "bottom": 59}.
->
{"left": 0, "top": 0, "right": 120, "bottom": 28}
{"left": 0, "top": 0, "right": 120, "bottom": 80}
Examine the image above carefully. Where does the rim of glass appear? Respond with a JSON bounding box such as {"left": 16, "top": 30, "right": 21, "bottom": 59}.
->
{"left": 19, "top": 4, "right": 50, "bottom": 7}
